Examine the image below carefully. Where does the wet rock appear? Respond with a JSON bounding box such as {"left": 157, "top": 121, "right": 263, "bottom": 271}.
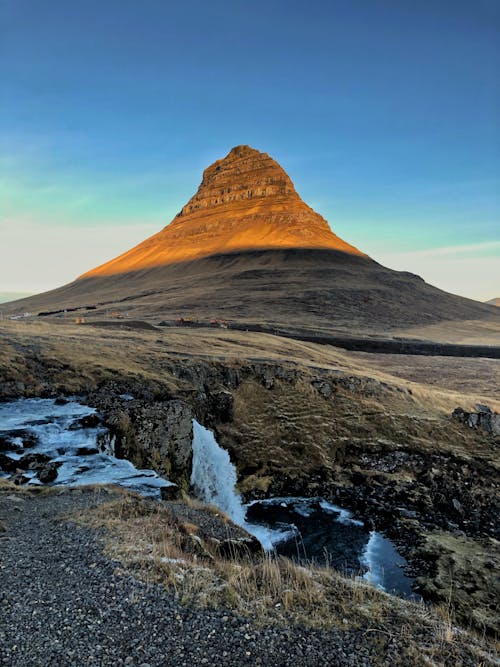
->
{"left": 18, "top": 453, "right": 51, "bottom": 470}
{"left": 54, "top": 396, "right": 69, "bottom": 405}
{"left": 69, "top": 414, "right": 101, "bottom": 430}
{"left": 96, "top": 430, "right": 115, "bottom": 456}
{"left": 38, "top": 463, "right": 59, "bottom": 483}
{"left": 11, "top": 472, "right": 30, "bottom": 485}
{"left": 0, "top": 453, "right": 18, "bottom": 473}
{"left": 75, "top": 446, "right": 99, "bottom": 456}
{"left": 0, "top": 435, "right": 20, "bottom": 452}
{"left": 1, "top": 430, "right": 39, "bottom": 449}
{"left": 19, "top": 431, "right": 39, "bottom": 448}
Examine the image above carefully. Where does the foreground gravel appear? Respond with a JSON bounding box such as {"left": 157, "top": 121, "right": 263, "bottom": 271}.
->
{"left": 0, "top": 487, "right": 495, "bottom": 667}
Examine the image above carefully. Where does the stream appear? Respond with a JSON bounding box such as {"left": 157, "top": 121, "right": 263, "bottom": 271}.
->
{"left": 0, "top": 398, "right": 418, "bottom": 599}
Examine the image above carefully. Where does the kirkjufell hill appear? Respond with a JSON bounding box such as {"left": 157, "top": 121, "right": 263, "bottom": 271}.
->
{"left": 82, "top": 144, "right": 365, "bottom": 276}
{"left": 6, "top": 145, "right": 499, "bottom": 334}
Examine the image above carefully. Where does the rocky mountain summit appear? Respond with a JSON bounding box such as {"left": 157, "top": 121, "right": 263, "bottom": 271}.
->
{"left": 4, "top": 145, "right": 499, "bottom": 334}
{"left": 80, "top": 145, "right": 363, "bottom": 278}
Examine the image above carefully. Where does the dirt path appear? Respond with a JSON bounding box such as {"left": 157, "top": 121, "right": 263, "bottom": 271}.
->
{"left": 0, "top": 486, "right": 496, "bottom": 667}
{"left": 0, "top": 487, "right": 377, "bottom": 667}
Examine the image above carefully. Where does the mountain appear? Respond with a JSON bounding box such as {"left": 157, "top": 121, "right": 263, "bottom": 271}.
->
{"left": 486, "top": 298, "right": 500, "bottom": 307}
{"left": 81, "top": 145, "right": 363, "bottom": 278}
{"left": 4, "top": 145, "right": 499, "bottom": 334}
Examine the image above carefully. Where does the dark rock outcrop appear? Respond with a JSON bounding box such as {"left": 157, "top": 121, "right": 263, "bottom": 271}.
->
{"left": 452, "top": 405, "right": 500, "bottom": 435}
{"left": 88, "top": 391, "right": 193, "bottom": 488}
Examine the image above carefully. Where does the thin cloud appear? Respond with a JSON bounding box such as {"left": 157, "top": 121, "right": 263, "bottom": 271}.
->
{"left": 388, "top": 240, "right": 500, "bottom": 259}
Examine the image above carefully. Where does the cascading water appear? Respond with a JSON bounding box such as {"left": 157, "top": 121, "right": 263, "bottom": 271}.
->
{"left": 190, "top": 420, "right": 246, "bottom": 525}
{"left": 190, "top": 420, "right": 418, "bottom": 598}
{"left": 0, "top": 398, "right": 173, "bottom": 497}
{"left": 0, "top": 403, "right": 418, "bottom": 598}
{"left": 190, "top": 420, "right": 295, "bottom": 550}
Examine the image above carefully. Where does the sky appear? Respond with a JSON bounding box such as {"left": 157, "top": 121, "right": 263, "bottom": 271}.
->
{"left": 1, "top": 0, "right": 499, "bottom": 301}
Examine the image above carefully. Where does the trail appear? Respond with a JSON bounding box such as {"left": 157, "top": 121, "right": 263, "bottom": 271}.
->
{"left": 0, "top": 487, "right": 368, "bottom": 667}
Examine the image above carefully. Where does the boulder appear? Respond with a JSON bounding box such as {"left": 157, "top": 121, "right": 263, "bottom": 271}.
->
{"left": 19, "top": 453, "right": 51, "bottom": 469}
{"left": 452, "top": 406, "right": 500, "bottom": 436}
{"left": 90, "top": 395, "right": 194, "bottom": 487}
{"left": 75, "top": 446, "right": 99, "bottom": 456}
{"left": 213, "top": 535, "right": 263, "bottom": 559}
{"left": 38, "top": 463, "right": 59, "bottom": 483}
{"left": 69, "top": 413, "right": 101, "bottom": 430}
{"left": 0, "top": 453, "right": 18, "bottom": 473}
{"left": 11, "top": 473, "right": 30, "bottom": 485}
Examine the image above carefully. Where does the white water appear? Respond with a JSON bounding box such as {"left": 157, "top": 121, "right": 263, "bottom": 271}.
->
{"left": 190, "top": 420, "right": 296, "bottom": 550}
{"left": 190, "top": 420, "right": 246, "bottom": 524}
{"left": 1, "top": 401, "right": 416, "bottom": 596}
{"left": 0, "top": 398, "right": 174, "bottom": 497}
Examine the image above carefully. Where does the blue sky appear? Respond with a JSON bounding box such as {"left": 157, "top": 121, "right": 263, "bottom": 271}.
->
{"left": 1, "top": 0, "right": 499, "bottom": 299}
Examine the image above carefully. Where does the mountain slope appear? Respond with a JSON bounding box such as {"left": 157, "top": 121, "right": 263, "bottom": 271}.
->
{"left": 81, "top": 145, "right": 363, "bottom": 279}
{"left": 4, "top": 145, "right": 499, "bottom": 335}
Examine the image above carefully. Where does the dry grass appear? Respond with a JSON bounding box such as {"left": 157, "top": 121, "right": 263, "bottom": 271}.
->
{"left": 72, "top": 491, "right": 499, "bottom": 665}
{"left": 75, "top": 493, "right": 389, "bottom": 625}
{"left": 0, "top": 478, "right": 57, "bottom": 496}
{"left": 2, "top": 319, "right": 498, "bottom": 490}
{"left": 1, "top": 319, "right": 498, "bottom": 416}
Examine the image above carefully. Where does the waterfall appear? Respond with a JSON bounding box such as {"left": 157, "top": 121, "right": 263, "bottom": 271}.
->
{"left": 190, "top": 420, "right": 246, "bottom": 525}
{"left": 190, "top": 420, "right": 295, "bottom": 550}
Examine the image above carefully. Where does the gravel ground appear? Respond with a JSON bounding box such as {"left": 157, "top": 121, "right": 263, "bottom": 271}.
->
{"left": 0, "top": 487, "right": 495, "bottom": 667}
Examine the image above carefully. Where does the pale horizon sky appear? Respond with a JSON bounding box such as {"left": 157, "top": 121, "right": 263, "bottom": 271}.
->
{"left": 1, "top": 0, "right": 499, "bottom": 302}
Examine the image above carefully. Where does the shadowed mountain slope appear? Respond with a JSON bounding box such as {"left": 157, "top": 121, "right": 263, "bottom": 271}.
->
{"left": 5, "top": 145, "right": 499, "bottom": 335}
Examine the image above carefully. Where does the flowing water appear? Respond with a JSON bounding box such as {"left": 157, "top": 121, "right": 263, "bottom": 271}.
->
{"left": 190, "top": 420, "right": 296, "bottom": 549}
{"left": 191, "top": 420, "right": 418, "bottom": 599}
{"left": 0, "top": 399, "right": 417, "bottom": 598}
{"left": 0, "top": 398, "right": 174, "bottom": 496}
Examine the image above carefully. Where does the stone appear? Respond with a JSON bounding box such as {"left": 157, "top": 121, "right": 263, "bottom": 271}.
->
{"left": 311, "top": 380, "right": 333, "bottom": 398}
{"left": 10, "top": 473, "right": 30, "bottom": 485}
{"left": 19, "top": 453, "right": 51, "bottom": 469}
{"left": 38, "top": 463, "right": 59, "bottom": 483}
{"left": 452, "top": 405, "right": 500, "bottom": 436}
{"left": 209, "top": 390, "right": 233, "bottom": 422}
{"left": 0, "top": 436, "right": 20, "bottom": 452}
{"left": 54, "top": 397, "right": 69, "bottom": 405}
{"left": 75, "top": 446, "right": 99, "bottom": 456}
{"left": 0, "top": 453, "right": 18, "bottom": 473}
{"left": 452, "top": 498, "right": 464, "bottom": 514}
{"left": 214, "top": 536, "right": 263, "bottom": 559}
{"left": 68, "top": 414, "right": 101, "bottom": 430}
{"left": 89, "top": 393, "right": 193, "bottom": 487}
